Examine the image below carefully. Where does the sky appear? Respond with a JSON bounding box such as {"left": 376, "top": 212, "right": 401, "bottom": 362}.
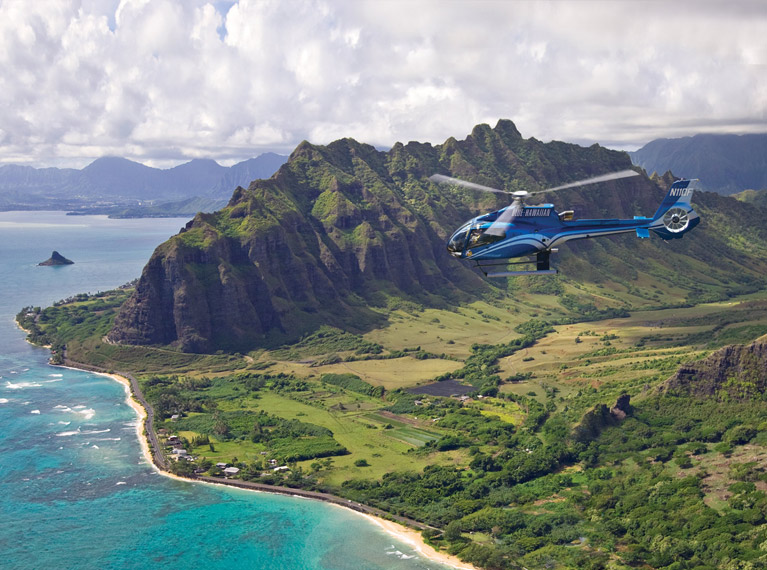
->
{"left": 1, "top": 0, "right": 766, "bottom": 168}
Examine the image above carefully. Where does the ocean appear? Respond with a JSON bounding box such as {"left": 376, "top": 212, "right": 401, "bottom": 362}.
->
{"left": 0, "top": 211, "right": 449, "bottom": 570}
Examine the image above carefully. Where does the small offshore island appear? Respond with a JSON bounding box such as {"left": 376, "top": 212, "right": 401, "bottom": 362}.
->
{"left": 38, "top": 251, "right": 74, "bottom": 266}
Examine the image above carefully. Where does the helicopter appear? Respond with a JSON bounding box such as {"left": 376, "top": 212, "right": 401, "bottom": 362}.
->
{"left": 430, "top": 170, "right": 700, "bottom": 277}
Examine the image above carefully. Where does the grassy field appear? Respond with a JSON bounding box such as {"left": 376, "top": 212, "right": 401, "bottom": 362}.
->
{"left": 256, "top": 390, "right": 468, "bottom": 482}
{"left": 160, "top": 378, "right": 470, "bottom": 485}
{"left": 363, "top": 303, "right": 529, "bottom": 358}
{"left": 265, "top": 356, "right": 462, "bottom": 390}
{"left": 495, "top": 296, "right": 767, "bottom": 401}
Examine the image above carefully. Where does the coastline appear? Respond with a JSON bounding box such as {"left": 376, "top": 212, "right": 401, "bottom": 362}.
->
{"left": 354, "top": 510, "right": 477, "bottom": 570}
{"left": 92, "top": 368, "right": 476, "bottom": 570}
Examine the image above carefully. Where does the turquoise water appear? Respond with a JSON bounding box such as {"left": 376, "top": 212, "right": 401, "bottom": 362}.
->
{"left": 0, "top": 211, "right": 447, "bottom": 570}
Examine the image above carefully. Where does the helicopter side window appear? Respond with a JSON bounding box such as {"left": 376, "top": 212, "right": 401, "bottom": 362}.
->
{"left": 468, "top": 229, "right": 503, "bottom": 248}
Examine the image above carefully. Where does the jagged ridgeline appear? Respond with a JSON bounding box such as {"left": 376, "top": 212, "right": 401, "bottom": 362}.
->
{"left": 108, "top": 120, "right": 767, "bottom": 352}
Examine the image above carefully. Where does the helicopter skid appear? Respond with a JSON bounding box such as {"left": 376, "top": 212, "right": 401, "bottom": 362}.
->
{"left": 484, "top": 269, "right": 558, "bottom": 278}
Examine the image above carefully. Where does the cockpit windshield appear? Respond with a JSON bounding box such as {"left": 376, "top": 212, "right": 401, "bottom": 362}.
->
{"left": 447, "top": 228, "right": 469, "bottom": 253}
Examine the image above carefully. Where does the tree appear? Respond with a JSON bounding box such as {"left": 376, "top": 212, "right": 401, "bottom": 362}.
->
{"left": 444, "top": 520, "right": 462, "bottom": 542}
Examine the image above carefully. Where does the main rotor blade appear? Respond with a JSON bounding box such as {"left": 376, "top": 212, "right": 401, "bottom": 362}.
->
{"left": 483, "top": 199, "right": 523, "bottom": 237}
{"left": 428, "top": 174, "right": 511, "bottom": 195}
{"left": 533, "top": 169, "right": 639, "bottom": 195}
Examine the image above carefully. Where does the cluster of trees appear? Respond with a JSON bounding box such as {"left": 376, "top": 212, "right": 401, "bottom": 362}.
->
{"left": 320, "top": 373, "right": 384, "bottom": 397}
{"left": 174, "top": 409, "right": 348, "bottom": 463}
{"left": 332, "top": 391, "right": 767, "bottom": 569}
{"left": 430, "top": 319, "right": 554, "bottom": 395}
{"left": 559, "top": 294, "right": 630, "bottom": 322}
{"left": 16, "top": 290, "right": 129, "bottom": 347}
{"left": 270, "top": 326, "right": 383, "bottom": 360}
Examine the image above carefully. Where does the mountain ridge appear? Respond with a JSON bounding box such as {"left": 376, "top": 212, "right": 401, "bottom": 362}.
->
{"left": 107, "top": 120, "right": 767, "bottom": 353}
{"left": 629, "top": 133, "right": 767, "bottom": 195}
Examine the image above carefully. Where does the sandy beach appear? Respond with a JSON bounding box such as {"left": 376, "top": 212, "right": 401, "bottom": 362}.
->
{"left": 355, "top": 511, "right": 477, "bottom": 570}
{"left": 100, "top": 370, "right": 477, "bottom": 570}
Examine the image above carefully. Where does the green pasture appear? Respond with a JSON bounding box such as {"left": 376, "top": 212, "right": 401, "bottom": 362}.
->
{"left": 469, "top": 398, "right": 525, "bottom": 425}
{"left": 363, "top": 302, "right": 529, "bottom": 358}
{"left": 249, "top": 392, "right": 455, "bottom": 484}
{"left": 364, "top": 412, "right": 442, "bottom": 446}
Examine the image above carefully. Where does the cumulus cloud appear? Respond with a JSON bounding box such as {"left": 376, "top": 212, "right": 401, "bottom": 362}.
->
{"left": 0, "top": 0, "right": 765, "bottom": 167}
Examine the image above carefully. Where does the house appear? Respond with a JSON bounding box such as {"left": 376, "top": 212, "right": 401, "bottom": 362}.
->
{"left": 273, "top": 465, "right": 289, "bottom": 472}
{"left": 167, "top": 435, "right": 180, "bottom": 444}
{"left": 223, "top": 467, "right": 240, "bottom": 477}
{"left": 170, "top": 414, "right": 180, "bottom": 421}
{"left": 171, "top": 449, "right": 190, "bottom": 460}
{"left": 268, "top": 459, "right": 278, "bottom": 465}
{"left": 216, "top": 462, "right": 228, "bottom": 469}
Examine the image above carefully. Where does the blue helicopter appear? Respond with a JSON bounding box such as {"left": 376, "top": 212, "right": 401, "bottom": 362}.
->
{"left": 430, "top": 171, "right": 700, "bottom": 277}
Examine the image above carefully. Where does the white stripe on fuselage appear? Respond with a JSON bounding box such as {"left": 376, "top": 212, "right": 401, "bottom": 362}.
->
{"left": 472, "top": 225, "right": 639, "bottom": 259}
{"left": 470, "top": 208, "right": 695, "bottom": 260}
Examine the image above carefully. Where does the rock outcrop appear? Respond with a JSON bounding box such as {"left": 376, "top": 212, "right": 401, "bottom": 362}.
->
{"left": 572, "top": 394, "right": 632, "bottom": 443}
{"left": 39, "top": 251, "right": 74, "bottom": 266}
{"left": 661, "top": 335, "right": 767, "bottom": 401}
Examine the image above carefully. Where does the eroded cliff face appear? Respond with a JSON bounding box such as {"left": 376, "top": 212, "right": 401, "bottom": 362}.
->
{"left": 662, "top": 336, "right": 767, "bottom": 400}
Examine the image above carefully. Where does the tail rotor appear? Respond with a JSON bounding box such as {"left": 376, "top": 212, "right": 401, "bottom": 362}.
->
{"left": 662, "top": 207, "right": 690, "bottom": 233}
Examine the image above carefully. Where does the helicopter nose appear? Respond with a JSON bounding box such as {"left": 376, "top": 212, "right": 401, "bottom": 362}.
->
{"left": 447, "top": 227, "right": 469, "bottom": 255}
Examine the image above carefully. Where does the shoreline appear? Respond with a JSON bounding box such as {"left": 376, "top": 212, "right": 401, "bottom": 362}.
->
{"left": 90, "top": 368, "right": 476, "bottom": 570}
{"left": 354, "top": 510, "right": 476, "bottom": 570}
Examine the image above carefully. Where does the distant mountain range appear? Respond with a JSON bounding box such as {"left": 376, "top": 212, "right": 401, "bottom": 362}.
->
{"left": 629, "top": 133, "right": 767, "bottom": 195}
{"left": 0, "top": 153, "right": 287, "bottom": 215}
